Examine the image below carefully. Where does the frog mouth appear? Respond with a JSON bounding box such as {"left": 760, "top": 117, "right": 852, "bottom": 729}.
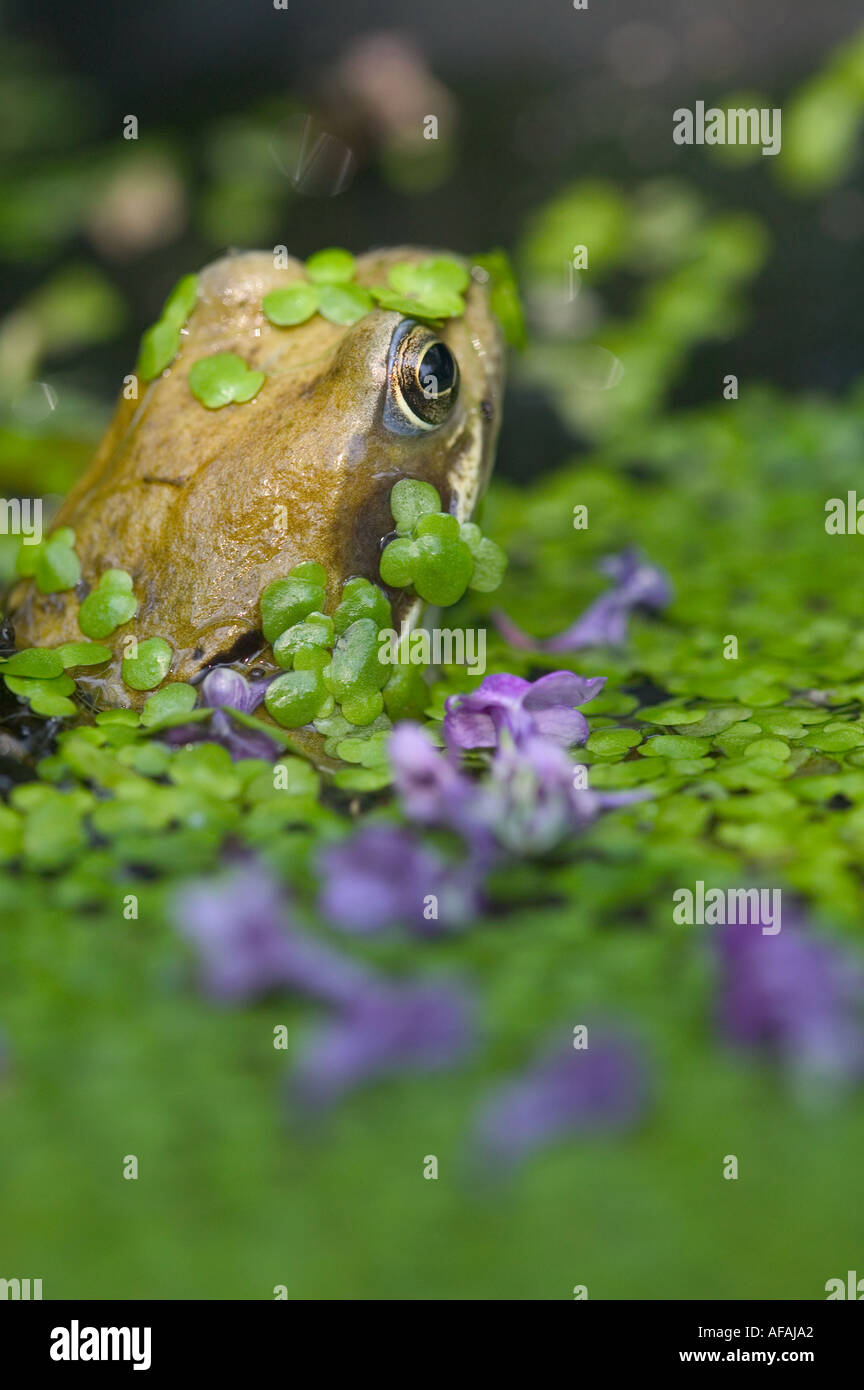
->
{"left": 444, "top": 405, "right": 488, "bottom": 524}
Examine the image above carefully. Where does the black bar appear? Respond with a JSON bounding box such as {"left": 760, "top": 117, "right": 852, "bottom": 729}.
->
{"left": 1, "top": 1301, "right": 859, "bottom": 1373}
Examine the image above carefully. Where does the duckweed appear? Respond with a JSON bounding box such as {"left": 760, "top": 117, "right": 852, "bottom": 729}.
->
{"left": 471, "top": 248, "right": 526, "bottom": 349}
{"left": 372, "top": 256, "right": 469, "bottom": 321}
{"left": 316, "top": 283, "right": 374, "bottom": 325}
{"left": 262, "top": 284, "right": 320, "bottom": 326}
{"left": 305, "top": 247, "right": 356, "bottom": 283}
{"left": 187, "top": 352, "right": 265, "bottom": 408}
{"left": 0, "top": 646, "right": 64, "bottom": 678}
{"left": 136, "top": 274, "right": 198, "bottom": 381}
{"left": 379, "top": 478, "right": 506, "bottom": 605}
{"left": 140, "top": 682, "right": 198, "bottom": 727}
{"left": 265, "top": 669, "right": 331, "bottom": 728}
{"left": 78, "top": 569, "right": 138, "bottom": 638}
{"left": 272, "top": 613, "right": 334, "bottom": 668}
{"left": 16, "top": 526, "right": 81, "bottom": 594}
{"left": 121, "top": 637, "right": 173, "bottom": 691}
{"left": 261, "top": 566, "right": 328, "bottom": 643}
{"left": 56, "top": 641, "right": 112, "bottom": 668}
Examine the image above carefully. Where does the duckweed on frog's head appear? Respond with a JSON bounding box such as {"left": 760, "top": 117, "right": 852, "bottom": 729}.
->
{"left": 6, "top": 247, "right": 507, "bottom": 708}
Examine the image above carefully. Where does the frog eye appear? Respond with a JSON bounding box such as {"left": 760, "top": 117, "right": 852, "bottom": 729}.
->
{"left": 383, "top": 321, "right": 460, "bottom": 434}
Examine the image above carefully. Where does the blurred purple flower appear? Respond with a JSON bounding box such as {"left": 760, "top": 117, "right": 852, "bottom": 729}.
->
{"left": 389, "top": 722, "right": 497, "bottom": 853}
{"left": 161, "top": 708, "right": 282, "bottom": 760}
{"left": 487, "top": 733, "right": 650, "bottom": 853}
{"left": 210, "top": 708, "right": 282, "bottom": 759}
{"left": 444, "top": 671, "right": 605, "bottom": 752}
{"left": 716, "top": 911, "right": 864, "bottom": 1090}
{"left": 495, "top": 549, "right": 671, "bottom": 652}
{"left": 292, "top": 980, "right": 476, "bottom": 1109}
{"left": 173, "top": 864, "right": 479, "bottom": 1109}
{"left": 389, "top": 722, "right": 471, "bottom": 823}
{"left": 174, "top": 867, "right": 370, "bottom": 1005}
{"left": 318, "top": 824, "right": 483, "bottom": 934}
{"left": 474, "top": 1030, "right": 649, "bottom": 1172}
{"left": 389, "top": 721, "right": 647, "bottom": 856}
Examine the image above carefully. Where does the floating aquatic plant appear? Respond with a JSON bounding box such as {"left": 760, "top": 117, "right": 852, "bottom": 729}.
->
{"left": 379, "top": 478, "right": 506, "bottom": 605}
{"left": 136, "top": 274, "right": 198, "bottom": 381}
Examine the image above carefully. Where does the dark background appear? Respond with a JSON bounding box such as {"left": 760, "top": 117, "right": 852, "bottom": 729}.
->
{"left": 4, "top": 0, "right": 863, "bottom": 470}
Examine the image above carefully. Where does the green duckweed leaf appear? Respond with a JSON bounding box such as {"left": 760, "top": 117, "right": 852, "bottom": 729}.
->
{"left": 122, "top": 638, "right": 173, "bottom": 692}
{"left": 305, "top": 247, "right": 356, "bottom": 284}
{"left": 335, "top": 732, "right": 391, "bottom": 767}
{"left": 471, "top": 248, "right": 527, "bottom": 349}
{"left": 33, "top": 531, "right": 81, "bottom": 594}
{"left": 137, "top": 274, "right": 198, "bottom": 380}
{"left": 390, "top": 478, "right": 441, "bottom": 533}
{"left": 382, "top": 662, "right": 428, "bottom": 721}
{"left": 78, "top": 569, "right": 138, "bottom": 639}
{"left": 262, "top": 284, "right": 319, "bottom": 327}
{"left": 4, "top": 672, "right": 75, "bottom": 699}
{"left": 641, "top": 734, "right": 712, "bottom": 759}
{"left": 188, "top": 352, "right": 265, "bottom": 408}
{"left": 56, "top": 641, "right": 112, "bottom": 668}
{"left": 28, "top": 690, "right": 78, "bottom": 718}
{"left": 272, "top": 613, "right": 334, "bottom": 669}
{"left": 585, "top": 728, "right": 643, "bottom": 757}
{"left": 333, "top": 577, "right": 392, "bottom": 635}
{"left": 385, "top": 257, "right": 468, "bottom": 318}
{"left": 140, "top": 683, "right": 198, "bottom": 727}
{"left": 0, "top": 647, "right": 64, "bottom": 678}
{"left": 804, "top": 725, "right": 864, "bottom": 752}
{"left": 261, "top": 571, "right": 327, "bottom": 644}
{"left": 339, "top": 690, "right": 385, "bottom": 726}
{"left": 331, "top": 766, "right": 392, "bottom": 792}
{"left": 265, "top": 670, "right": 330, "bottom": 728}
{"left": 95, "top": 709, "right": 140, "bottom": 727}
{"left": 317, "top": 282, "right": 374, "bottom": 326}
{"left": 323, "top": 618, "right": 389, "bottom": 703}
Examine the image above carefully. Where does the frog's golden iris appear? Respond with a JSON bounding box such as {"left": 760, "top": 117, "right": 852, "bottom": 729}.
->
{"left": 385, "top": 321, "right": 460, "bottom": 433}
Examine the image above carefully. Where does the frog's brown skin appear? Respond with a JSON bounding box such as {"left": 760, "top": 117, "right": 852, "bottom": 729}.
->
{"left": 7, "top": 247, "right": 504, "bottom": 718}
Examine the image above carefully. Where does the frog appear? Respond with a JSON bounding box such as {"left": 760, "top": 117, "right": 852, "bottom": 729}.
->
{"left": 6, "top": 247, "right": 505, "bottom": 727}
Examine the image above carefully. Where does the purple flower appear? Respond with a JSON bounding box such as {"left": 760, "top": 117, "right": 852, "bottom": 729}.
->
{"left": 210, "top": 708, "right": 283, "bottom": 759}
{"left": 715, "top": 911, "right": 864, "bottom": 1091}
{"left": 173, "top": 867, "right": 371, "bottom": 1005}
{"left": 174, "top": 865, "right": 478, "bottom": 1109}
{"left": 389, "top": 722, "right": 470, "bottom": 823}
{"left": 486, "top": 733, "right": 650, "bottom": 853}
{"left": 474, "top": 1030, "right": 649, "bottom": 1172}
{"left": 495, "top": 549, "right": 671, "bottom": 652}
{"left": 444, "top": 671, "right": 605, "bottom": 752}
{"left": 389, "top": 721, "right": 497, "bottom": 852}
{"left": 292, "top": 980, "right": 476, "bottom": 1109}
{"left": 161, "top": 708, "right": 282, "bottom": 760}
{"left": 200, "top": 666, "right": 271, "bottom": 714}
{"left": 163, "top": 665, "right": 278, "bottom": 759}
{"left": 318, "top": 825, "right": 483, "bottom": 934}
{"left": 389, "top": 720, "right": 648, "bottom": 856}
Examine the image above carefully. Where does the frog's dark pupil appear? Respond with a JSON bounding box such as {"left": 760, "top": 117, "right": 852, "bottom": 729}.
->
{"left": 418, "top": 342, "right": 455, "bottom": 397}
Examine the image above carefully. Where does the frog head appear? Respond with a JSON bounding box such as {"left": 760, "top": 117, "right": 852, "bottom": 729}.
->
{"left": 7, "top": 247, "right": 506, "bottom": 705}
